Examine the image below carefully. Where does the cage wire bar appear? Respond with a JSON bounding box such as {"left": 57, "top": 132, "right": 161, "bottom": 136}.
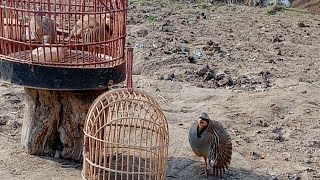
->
{"left": 81, "top": 49, "right": 169, "bottom": 180}
{"left": 0, "top": 0, "right": 127, "bottom": 67}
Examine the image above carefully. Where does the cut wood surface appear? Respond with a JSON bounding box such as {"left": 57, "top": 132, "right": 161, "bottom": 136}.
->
{"left": 21, "top": 87, "right": 106, "bottom": 161}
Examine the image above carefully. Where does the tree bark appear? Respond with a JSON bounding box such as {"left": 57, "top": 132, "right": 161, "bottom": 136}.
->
{"left": 21, "top": 87, "right": 106, "bottom": 161}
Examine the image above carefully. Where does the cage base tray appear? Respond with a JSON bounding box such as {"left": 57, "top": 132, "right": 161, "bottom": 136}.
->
{"left": 0, "top": 56, "right": 126, "bottom": 90}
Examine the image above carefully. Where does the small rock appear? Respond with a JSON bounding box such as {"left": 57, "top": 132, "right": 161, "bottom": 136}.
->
{"left": 7, "top": 120, "right": 21, "bottom": 129}
{"left": 197, "top": 66, "right": 210, "bottom": 77}
{"left": 272, "top": 127, "right": 283, "bottom": 133}
{"left": 172, "top": 46, "right": 190, "bottom": 54}
{"left": 203, "top": 71, "right": 215, "bottom": 81}
{"left": 269, "top": 175, "right": 278, "bottom": 180}
{"left": 0, "top": 116, "right": 8, "bottom": 126}
{"left": 187, "top": 56, "right": 196, "bottom": 63}
{"left": 196, "top": 84, "right": 204, "bottom": 88}
{"left": 206, "top": 40, "right": 214, "bottom": 46}
{"left": 215, "top": 73, "right": 225, "bottom": 81}
{"left": 0, "top": 82, "right": 11, "bottom": 87}
{"left": 164, "top": 73, "right": 175, "bottom": 81}
{"left": 277, "top": 50, "right": 282, "bottom": 55}
{"left": 273, "top": 44, "right": 280, "bottom": 49}
{"left": 180, "top": 39, "right": 188, "bottom": 44}
{"left": 134, "top": 43, "right": 144, "bottom": 49}
{"left": 306, "top": 160, "right": 312, "bottom": 164}
{"left": 272, "top": 36, "right": 283, "bottom": 43}
{"left": 250, "top": 151, "right": 264, "bottom": 160}
{"left": 217, "top": 76, "right": 232, "bottom": 87}
{"left": 258, "top": 120, "right": 268, "bottom": 127}
{"left": 271, "top": 134, "right": 285, "bottom": 142}
{"left": 161, "top": 26, "right": 171, "bottom": 32}
{"left": 288, "top": 174, "right": 300, "bottom": 180}
{"left": 193, "top": 48, "right": 204, "bottom": 58}
{"left": 186, "top": 75, "right": 196, "bottom": 82}
{"left": 297, "top": 22, "right": 310, "bottom": 28}
{"left": 179, "top": 46, "right": 190, "bottom": 53}
{"left": 163, "top": 50, "right": 172, "bottom": 55}
{"left": 158, "top": 75, "right": 164, "bottom": 80}
{"left": 136, "top": 29, "right": 148, "bottom": 37}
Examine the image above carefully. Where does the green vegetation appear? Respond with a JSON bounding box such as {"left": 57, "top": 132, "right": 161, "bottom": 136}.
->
{"left": 146, "top": 15, "right": 156, "bottom": 31}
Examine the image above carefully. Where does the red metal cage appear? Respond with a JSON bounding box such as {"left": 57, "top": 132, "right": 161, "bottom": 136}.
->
{"left": 0, "top": 0, "right": 127, "bottom": 67}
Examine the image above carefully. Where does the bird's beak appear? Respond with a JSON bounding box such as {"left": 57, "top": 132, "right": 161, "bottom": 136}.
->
{"left": 197, "top": 118, "right": 202, "bottom": 124}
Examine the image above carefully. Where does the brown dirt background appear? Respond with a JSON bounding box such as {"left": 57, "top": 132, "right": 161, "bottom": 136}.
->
{"left": 1, "top": 0, "right": 320, "bottom": 180}
{"left": 292, "top": 0, "right": 320, "bottom": 14}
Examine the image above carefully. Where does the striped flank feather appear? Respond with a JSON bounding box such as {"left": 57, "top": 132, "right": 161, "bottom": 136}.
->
{"left": 209, "top": 128, "right": 232, "bottom": 177}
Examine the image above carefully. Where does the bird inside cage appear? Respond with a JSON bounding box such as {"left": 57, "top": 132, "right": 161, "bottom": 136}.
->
{"left": 3, "top": 17, "right": 26, "bottom": 41}
{"left": 67, "top": 13, "right": 113, "bottom": 60}
{"left": 1, "top": 1, "right": 26, "bottom": 41}
{"left": 26, "top": 6, "right": 56, "bottom": 44}
{"left": 30, "top": 40, "right": 67, "bottom": 63}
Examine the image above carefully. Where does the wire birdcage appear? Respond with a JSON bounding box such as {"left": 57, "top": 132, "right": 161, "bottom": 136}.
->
{"left": 81, "top": 48, "right": 169, "bottom": 180}
{"left": 0, "top": 0, "right": 127, "bottom": 67}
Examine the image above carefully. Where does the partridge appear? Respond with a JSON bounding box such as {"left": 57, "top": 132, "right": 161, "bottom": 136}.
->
{"left": 68, "top": 14, "right": 113, "bottom": 58}
{"left": 30, "top": 37, "right": 67, "bottom": 63}
{"left": 3, "top": 17, "right": 26, "bottom": 41}
{"left": 188, "top": 112, "right": 232, "bottom": 177}
{"left": 28, "top": 7, "right": 56, "bottom": 44}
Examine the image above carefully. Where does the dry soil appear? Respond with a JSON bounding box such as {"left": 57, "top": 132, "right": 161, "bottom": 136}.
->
{"left": 0, "top": 1, "right": 320, "bottom": 180}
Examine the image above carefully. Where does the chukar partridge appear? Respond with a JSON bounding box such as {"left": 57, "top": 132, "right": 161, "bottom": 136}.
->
{"left": 28, "top": 6, "right": 56, "bottom": 44}
{"left": 188, "top": 112, "right": 232, "bottom": 177}
{"left": 68, "top": 14, "right": 113, "bottom": 58}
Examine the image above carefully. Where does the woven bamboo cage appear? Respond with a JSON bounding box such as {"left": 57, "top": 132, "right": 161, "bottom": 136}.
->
{"left": 0, "top": 0, "right": 127, "bottom": 67}
{"left": 81, "top": 49, "right": 169, "bottom": 180}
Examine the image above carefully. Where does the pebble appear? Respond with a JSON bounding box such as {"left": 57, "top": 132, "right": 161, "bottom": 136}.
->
{"left": 7, "top": 120, "right": 21, "bottom": 129}
{"left": 269, "top": 175, "right": 278, "bottom": 180}
{"left": 197, "top": 66, "right": 209, "bottom": 77}
{"left": 136, "top": 29, "right": 148, "bottom": 37}
{"left": 288, "top": 174, "right": 300, "bottom": 180}
{"left": 203, "top": 71, "right": 215, "bottom": 81}
{"left": 187, "top": 56, "right": 196, "bottom": 63}
{"left": 0, "top": 116, "right": 8, "bottom": 126}
{"left": 134, "top": 43, "right": 144, "bottom": 49}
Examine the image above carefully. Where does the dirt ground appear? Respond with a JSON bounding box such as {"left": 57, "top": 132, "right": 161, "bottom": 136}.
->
{"left": 292, "top": 0, "right": 320, "bottom": 14}
{"left": 1, "top": 0, "right": 320, "bottom": 180}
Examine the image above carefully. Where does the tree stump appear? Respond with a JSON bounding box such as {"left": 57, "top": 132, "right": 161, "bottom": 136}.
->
{"left": 21, "top": 87, "right": 106, "bottom": 161}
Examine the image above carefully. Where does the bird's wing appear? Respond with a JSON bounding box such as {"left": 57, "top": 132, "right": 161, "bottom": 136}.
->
{"left": 208, "top": 127, "right": 232, "bottom": 177}
{"left": 42, "top": 17, "right": 56, "bottom": 43}
{"left": 29, "top": 16, "right": 36, "bottom": 34}
{"left": 29, "top": 16, "right": 43, "bottom": 42}
{"left": 68, "top": 17, "right": 85, "bottom": 39}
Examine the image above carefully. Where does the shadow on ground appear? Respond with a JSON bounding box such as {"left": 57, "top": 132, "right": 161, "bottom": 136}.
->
{"left": 167, "top": 156, "right": 270, "bottom": 180}
{"left": 37, "top": 153, "right": 270, "bottom": 180}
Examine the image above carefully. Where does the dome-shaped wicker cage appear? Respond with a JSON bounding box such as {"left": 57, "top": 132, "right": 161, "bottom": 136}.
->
{"left": 82, "top": 89, "right": 169, "bottom": 180}
{"left": 0, "top": 0, "right": 127, "bottom": 67}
